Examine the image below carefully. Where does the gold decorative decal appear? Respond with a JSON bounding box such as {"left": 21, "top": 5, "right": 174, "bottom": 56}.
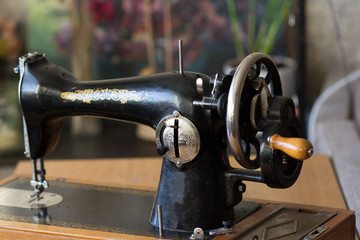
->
{"left": 60, "top": 88, "right": 148, "bottom": 104}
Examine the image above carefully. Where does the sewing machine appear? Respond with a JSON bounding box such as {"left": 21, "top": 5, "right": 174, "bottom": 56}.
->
{"left": 9, "top": 50, "right": 330, "bottom": 239}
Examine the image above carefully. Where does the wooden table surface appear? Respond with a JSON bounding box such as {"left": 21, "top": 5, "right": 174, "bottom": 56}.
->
{"left": 14, "top": 154, "right": 347, "bottom": 209}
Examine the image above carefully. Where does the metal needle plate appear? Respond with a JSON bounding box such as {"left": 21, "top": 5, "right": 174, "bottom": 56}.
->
{"left": 0, "top": 187, "right": 63, "bottom": 209}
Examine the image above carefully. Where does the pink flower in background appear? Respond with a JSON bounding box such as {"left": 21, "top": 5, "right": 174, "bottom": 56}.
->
{"left": 55, "top": 0, "right": 235, "bottom": 75}
{"left": 89, "top": 0, "right": 115, "bottom": 24}
{"left": 55, "top": 23, "right": 72, "bottom": 55}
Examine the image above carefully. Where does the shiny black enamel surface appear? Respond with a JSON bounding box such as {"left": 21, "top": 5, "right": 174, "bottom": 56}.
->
{"left": 19, "top": 56, "right": 209, "bottom": 159}
{"left": 18, "top": 54, "right": 306, "bottom": 232}
{"left": 1, "top": 177, "right": 260, "bottom": 239}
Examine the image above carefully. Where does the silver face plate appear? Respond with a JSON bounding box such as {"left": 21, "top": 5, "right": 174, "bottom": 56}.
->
{"left": 0, "top": 187, "right": 63, "bottom": 209}
{"left": 155, "top": 111, "right": 200, "bottom": 167}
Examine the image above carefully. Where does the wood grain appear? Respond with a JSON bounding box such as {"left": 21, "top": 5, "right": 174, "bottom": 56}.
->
{"left": 1, "top": 155, "right": 354, "bottom": 239}
{"left": 0, "top": 219, "right": 164, "bottom": 240}
{"left": 14, "top": 154, "right": 347, "bottom": 209}
{"left": 269, "top": 133, "right": 314, "bottom": 160}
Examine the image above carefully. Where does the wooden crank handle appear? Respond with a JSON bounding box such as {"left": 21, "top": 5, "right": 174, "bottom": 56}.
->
{"left": 268, "top": 134, "right": 314, "bottom": 160}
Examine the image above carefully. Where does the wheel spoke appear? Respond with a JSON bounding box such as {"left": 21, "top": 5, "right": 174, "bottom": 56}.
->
{"left": 226, "top": 53, "right": 282, "bottom": 169}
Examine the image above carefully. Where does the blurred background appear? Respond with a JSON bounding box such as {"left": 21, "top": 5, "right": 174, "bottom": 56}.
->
{"left": 0, "top": 0, "right": 360, "bottom": 169}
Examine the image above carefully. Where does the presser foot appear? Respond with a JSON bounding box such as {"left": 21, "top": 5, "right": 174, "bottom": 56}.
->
{"left": 30, "top": 179, "right": 49, "bottom": 200}
{"left": 30, "top": 158, "right": 48, "bottom": 200}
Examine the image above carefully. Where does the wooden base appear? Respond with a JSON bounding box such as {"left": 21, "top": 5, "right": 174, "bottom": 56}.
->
{"left": 14, "top": 155, "right": 349, "bottom": 209}
{"left": 0, "top": 176, "right": 355, "bottom": 240}
{"left": 214, "top": 199, "right": 355, "bottom": 240}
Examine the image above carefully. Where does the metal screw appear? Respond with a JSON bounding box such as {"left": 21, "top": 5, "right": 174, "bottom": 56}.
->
{"left": 190, "top": 227, "right": 205, "bottom": 240}
{"left": 307, "top": 148, "right": 314, "bottom": 157}
{"left": 14, "top": 66, "right": 19, "bottom": 74}
{"left": 27, "top": 52, "right": 39, "bottom": 59}
{"left": 196, "top": 78, "right": 204, "bottom": 95}
{"left": 238, "top": 183, "right": 246, "bottom": 193}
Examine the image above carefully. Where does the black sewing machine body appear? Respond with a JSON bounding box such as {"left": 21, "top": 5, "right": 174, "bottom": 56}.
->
{"left": 20, "top": 56, "right": 207, "bottom": 158}
{"left": 17, "top": 52, "right": 311, "bottom": 234}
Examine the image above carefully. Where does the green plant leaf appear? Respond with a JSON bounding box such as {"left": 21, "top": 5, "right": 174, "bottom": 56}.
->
{"left": 226, "top": 0, "right": 245, "bottom": 58}
{"left": 251, "top": 0, "right": 293, "bottom": 54}
{"left": 261, "top": 0, "right": 294, "bottom": 54}
{"left": 252, "top": 0, "right": 279, "bottom": 52}
{"left": 247, "top": 0, "right": 257, "bottom": 54}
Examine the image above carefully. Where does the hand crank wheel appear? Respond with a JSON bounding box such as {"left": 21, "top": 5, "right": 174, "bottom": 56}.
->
{"left": 226, "top": 53, "right": 282, "bottom": 169}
